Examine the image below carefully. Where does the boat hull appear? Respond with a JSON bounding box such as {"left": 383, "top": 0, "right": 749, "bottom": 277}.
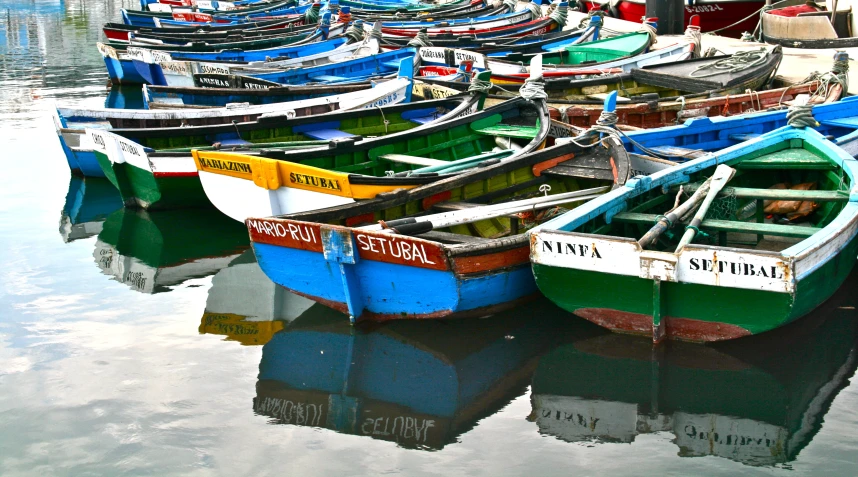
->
{"left": 94, "top": 151, "right": 209, "bottom": 209}
{"left": 533, "top": 230, "right": 858, "bottom": 341}
{"left": 585, "top": 0, "right": 763, "bottom": 38}
{"left": 250, "top": 233, "right": 538, "bottom": 321}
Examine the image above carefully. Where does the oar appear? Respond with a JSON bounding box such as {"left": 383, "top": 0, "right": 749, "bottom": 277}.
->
{"left": 637, "top": 178, "right": 713, "bottom": 248}
{"left": 674, "top": 164, "right": 736, "bottom": 251}
{"left": 358, "top": 186, "right": 611, "bottom": 234}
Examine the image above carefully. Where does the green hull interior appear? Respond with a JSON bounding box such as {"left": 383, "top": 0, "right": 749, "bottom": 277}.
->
{"left": 539, "top": 32, "right": 650, "bottom": 66}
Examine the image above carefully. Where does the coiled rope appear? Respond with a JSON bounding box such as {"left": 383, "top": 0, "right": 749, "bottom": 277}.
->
{"left": 549, "top": 2, "right": 567, "bottom": 27}
{"left": 503, "top": 0, "right": 517, "bottom": 13}
{"left": 578, "top": 9, "right": 604, "bottom": 30}
{"left": 526, "top": 1, "right": 543, "bottom": 20}
{"left": 304, "top": 3, "right": 320, "bottom": 24}
{"left": 468, "top": 73, "right": 493, "bottom": 94}
{"left": 520, "top": 77, "right": 547, "bottom": 101}
{"left": 407, "top": 30, "right": 433, "bottom": 47}
{"left": 638, "top": 22, "right": 657, "bottom": 46}
{"left": 689, "top": 48, "right": 768, "bottom": 78}
{"left": 684, "top": 24, "right": 701, "bottom": 59}
{"left": 368, "top": 23, "right": 383, "bottom": 42}
{"left": 786, "top": 104, "right": 818, "bottom": 129}
{"left": 344, "top": 20, "right": 365, "bottom": 43}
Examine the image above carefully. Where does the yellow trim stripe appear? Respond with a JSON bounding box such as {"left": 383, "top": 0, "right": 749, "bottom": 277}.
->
{"left": 192, "top": 150, "right": 421, "bottom": 200}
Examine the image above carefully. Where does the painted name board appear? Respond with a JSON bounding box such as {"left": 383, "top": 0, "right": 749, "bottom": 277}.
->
{"left": 288, "top": 172, "right": 341, "bottom": 191}
{"left": 248, "top": 219, "right": 449, "bottom": 270}
{"left": 532, "top": 232, "right": 794, "bottom": 293}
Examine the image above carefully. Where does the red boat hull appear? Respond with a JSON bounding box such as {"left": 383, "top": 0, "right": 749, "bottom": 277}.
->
{"left": 585, "top": 1, "right": 764, "bottom": 38}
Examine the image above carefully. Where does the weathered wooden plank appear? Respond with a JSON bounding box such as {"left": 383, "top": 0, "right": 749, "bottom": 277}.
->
{"left": 612, "top": 212, "right": 820, "bottom": 238}
{"left": 415, "top": 230, "right": 492, "bottom": 244}
{"left": 736, "top": 150, "right": 834, "bottom": 170}
{"left": 679, "top": 185, "right": 849, "bottom": 202}
{"left": 541, "top": 164, "right": 614, "bottom": 181}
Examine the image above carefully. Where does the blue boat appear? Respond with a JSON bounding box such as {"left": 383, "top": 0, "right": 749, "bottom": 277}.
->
{"left": 98, "top": 42, "right": 148, "bottom": 85}
{"left": 131, "top": 27, "right": 345, "bottom": 86}
{"left": 235, "top": 47, "right": 417, "bottom": 85}
{"left": 59, "top": 177, "right": 124, "bottom": 243}
{"left": 621, "top": 95, "right": 858, "bottom": 160}
{"left": 122, "top": 2, "right": 309, "bottom": 28}
{"left": 255, "top": 299, "right": 572, "bottom": 449}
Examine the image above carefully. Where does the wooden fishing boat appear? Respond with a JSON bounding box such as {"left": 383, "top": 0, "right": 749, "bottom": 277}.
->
{"left": 59, "top": 177, "right": 124, "bottom": 243}
{"left": 380, "top": 22, "right": 589, "bottom": 52}
{"left": 508, "top": 29, "right": 653, "bottom": 65}
{"left": 581, "top": 0, "right": 764, "bottom": 38}
{"left": 414, "top": 36, "right": 695, "bottom": 79}
{"left": 211, "top": 47, "right": 417, "bottom": 86}
{"left": 92, "top": 208, "right": 249, "bottom": 293}
{"left": 761, "top": 1, "right": 858, "bottom": 48}
{"left": 53, "top": 61, "right": 414, "bottom": 178}
{"left": 244, "top": 136, "right": 631, "bottom": 321}
{"left": 381, "top": 1, "right": 568, "bottom": 37}
{"left": 619, "top": 95, "right": 858, "bottom": 160}
{"left": 255, "top": 299, "right": 571, "bottom": 449}
{"left": 85, "top": 87, "right": 484, "bottom": 210}
{"left": 143, "top": 80, "right": 372, "bottom": 108}
{"left": 560, "top": 79, "right": 843, "bottom": 129}
{"left": 199, "top": 250, "right": 315, "bottom": 345}
{"left": 120, "top": 1, "right": 308, "bottom": 27}
{"left": 530, "top": 123, "right": 858, "bottom": 342}
{"left": 192, "top": 68, "right": 547, "bottom": 222}
{"left": 136, "top": 33, "right": 375, "bottom": 87}
{"left": 102, "top": 18, "right": 302, "bottom": 43}
{"left": 531, "top": 278, "right": 858, "bottom": 464}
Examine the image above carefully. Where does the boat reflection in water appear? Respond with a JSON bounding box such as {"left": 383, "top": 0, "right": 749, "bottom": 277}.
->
{"left": 200, "top": 250, "right": 315, "bottom": 346}
{"left": 530, "top": 271, "right": 858, "bottom": 467}
{"left": 93, "top": 208, "right": 249, "bottom": 293}
{"left": 254, "top": 300, "right": 585, "bottom": 449}
{"left": 59, "top": 176, "right": 123, "bottom": 243}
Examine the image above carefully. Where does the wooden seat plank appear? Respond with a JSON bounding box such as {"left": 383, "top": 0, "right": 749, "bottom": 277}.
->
{"left": 736, "top": 149, "right": 835, "bottom": 170}
{"left": 415, "top": 230, "right": 493, "bottom": 244}
{"left": 472, "top": 124, "right": 539, "bottom": 139}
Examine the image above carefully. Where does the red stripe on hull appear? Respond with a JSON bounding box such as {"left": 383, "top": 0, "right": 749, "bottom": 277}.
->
{"left": 574, "top": 307, "right": 752, "bottom": 342}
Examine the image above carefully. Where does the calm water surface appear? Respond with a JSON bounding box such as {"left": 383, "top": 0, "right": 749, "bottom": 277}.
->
{"left": 1, "top": 2, "right": 858, "bottom": 475}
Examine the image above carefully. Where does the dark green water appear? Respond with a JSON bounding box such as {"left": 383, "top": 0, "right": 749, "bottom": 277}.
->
{"left": 2, "top": 2, "right": 858, "bottom": 475}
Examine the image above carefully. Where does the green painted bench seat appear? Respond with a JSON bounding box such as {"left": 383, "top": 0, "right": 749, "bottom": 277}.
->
{"left": 612, "top": 212, "right": 821, "bottom": 238}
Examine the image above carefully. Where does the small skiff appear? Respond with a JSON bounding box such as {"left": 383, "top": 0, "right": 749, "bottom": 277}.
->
{"left": 530, "top": 123, "right": 858, "bottom": 342}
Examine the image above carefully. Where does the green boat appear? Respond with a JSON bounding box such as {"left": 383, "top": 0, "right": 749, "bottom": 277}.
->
{"left": 530, "top": 124, "right": 858, "bottom": 342}
{"left": 86, "top": 83, "right": 486, "bottom": 210}
{"left": 93, "top": 208, "right": 249, "bottom": 293}
{"left": 531, "top": 274, "right": 858, "bottom": 466}
{"left": 505, "top": 31, "right": 653, "bottom": 66}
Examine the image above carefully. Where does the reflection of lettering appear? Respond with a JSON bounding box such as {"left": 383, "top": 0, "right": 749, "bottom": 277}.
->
{"left": 540, "top": 408, "right": 600, "bottom": 431}
{"left": 688, "top": 258, "right": 783, "bottom": 279}
{"left": 360, "top": 416, "right": 435, "bottom": 444}
{"left": 247, "top": 219, "right": 319, "bottom": 244}
{"left": 355, "top": 234, "right": 437, "bottom": 265}
{"left": 541, "top": 241, "right": 603, "bottom": 258}
{"left": 254, "top": 397, "right": 324, "bottom": 426}
{"left": 684, "top": 424, "right": 777, "bottom": 448}
{"left": 289, "top": 172, "right": 342, "bottom": 191}
{"left": 198, "top": 157, "right": 251, "bottom": 174}
{"left": 125, "top": 271, "right": 146, "bottom": 290}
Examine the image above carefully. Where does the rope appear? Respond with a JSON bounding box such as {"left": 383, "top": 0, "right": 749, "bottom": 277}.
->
{"left": 468, "top": 74, "right": 492, "bottom": 94}
{"left": 368, "top": 23, "right": 382, "bottom": 42}
{"left": 787, "top": 104, "right": 819, "bottom": 129}
{"left": 684, "top": 25, "right": 701, "bottom": 59}
{"left": 520, "top": 78, "right": 547, "bottom": 101}
{"left": 675, "top": 96, "right": 685, "bottom": 124}
{"left": 304, "top": 3, "right": 320, "bottom": 24}
{"left": 344, "top": 20, "right": 365, "bottom": 43}
{"left": 549, "top": 2, "right": 567, "bottom": 27}
{"left": 740, "top": 31, "right": 754, "bottom": 42}
{"left": 407, "top": 30, "right": 432, "bottom": 47}
{"left": 689, "top": 48, "right": 768, "bottom": 78}
{"left": 595, "top": 110, "right": 617, "bottom": 128}
{"left": 577, "top": 9, "right": 604, "bottom": 29}
{"left": 503, "top": 0, "right": 517, "bottom": 13}
{"left": 526, "top": 1, "right": 543, "bottom": 20}
{"left": 638, "top": 22, "right": 657, "bottom": 46}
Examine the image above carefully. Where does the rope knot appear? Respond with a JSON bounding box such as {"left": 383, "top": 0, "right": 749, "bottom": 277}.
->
{"left": 520, "top": 77, "right": 547, "bottom": 101}
{"left": 787, "top": 103, "right": 819, "bottom": 129}
{"left": 344, "top": 20, "right": 365, "bottom": 43}
{"left": 407, "top": 30, "right": 433, "bottom": 47}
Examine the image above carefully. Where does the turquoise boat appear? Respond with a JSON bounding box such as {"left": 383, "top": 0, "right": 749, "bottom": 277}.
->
{"left": 530, "top": 123, "right": 858, "bottom": 342}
